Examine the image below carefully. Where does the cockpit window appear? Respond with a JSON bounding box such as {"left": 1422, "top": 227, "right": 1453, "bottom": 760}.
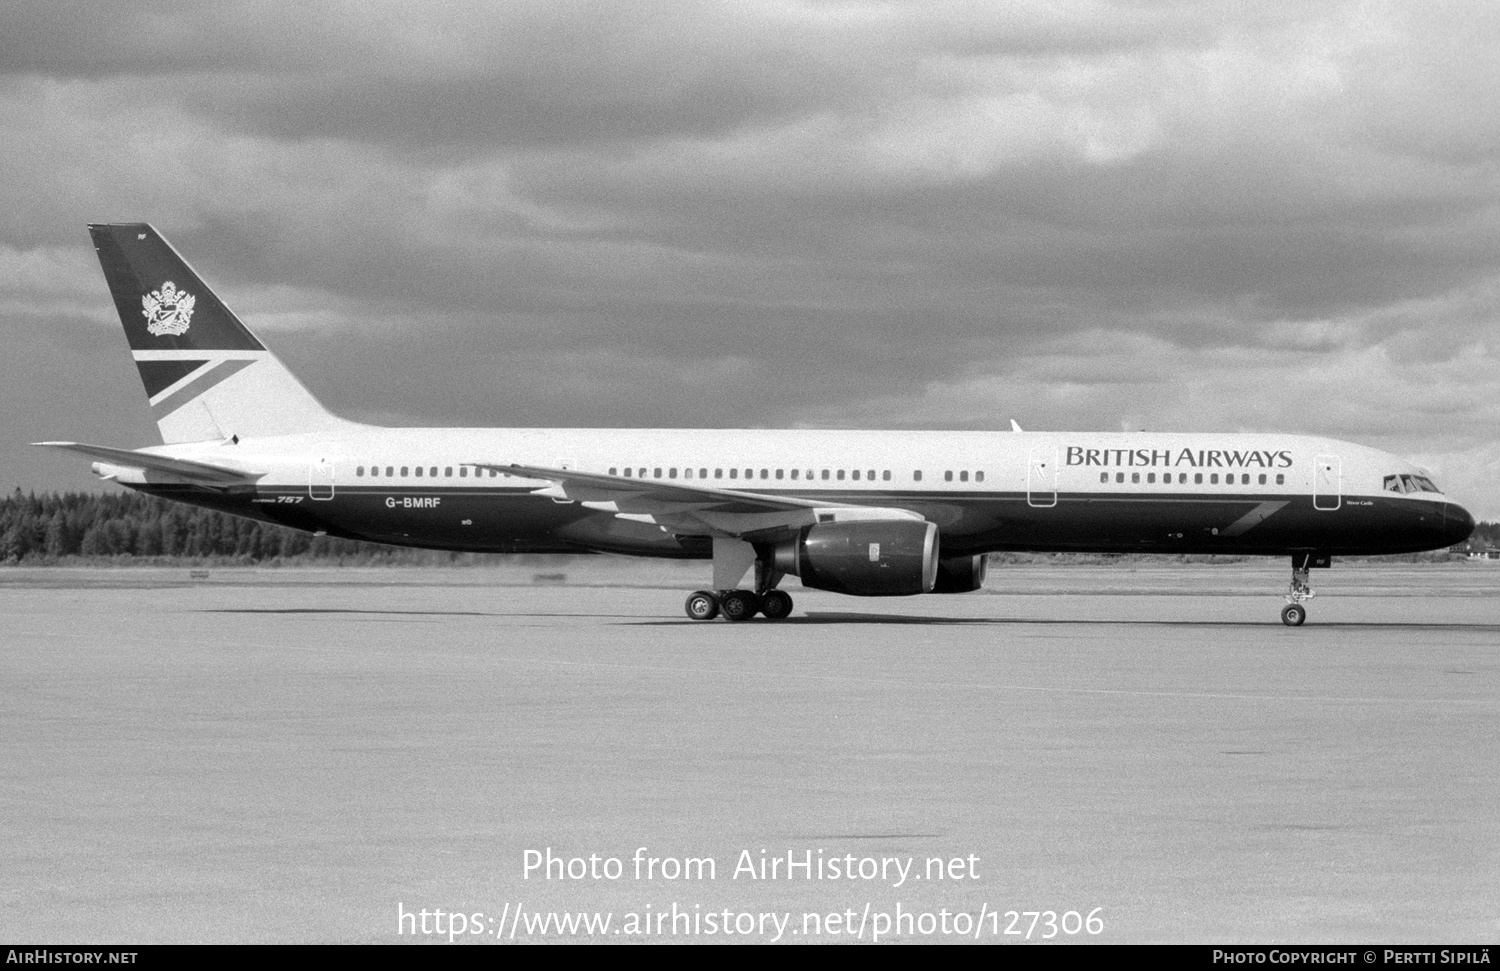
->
{"left": 1383, "top": 473, "right": 1443, "bottom": 495}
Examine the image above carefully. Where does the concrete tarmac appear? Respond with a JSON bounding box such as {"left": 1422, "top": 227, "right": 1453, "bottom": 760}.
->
{"left": 1, "top": 560, "right": 1497, "bottom": 944}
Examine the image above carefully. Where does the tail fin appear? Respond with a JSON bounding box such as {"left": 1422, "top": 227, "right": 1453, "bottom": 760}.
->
{"left": 88, "top": 223, "right": 355, "bottom": 444}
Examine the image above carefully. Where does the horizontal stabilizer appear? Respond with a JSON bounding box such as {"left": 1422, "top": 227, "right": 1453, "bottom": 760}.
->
{"left": 34, "top": 442, "right": 264, "bottom": 485}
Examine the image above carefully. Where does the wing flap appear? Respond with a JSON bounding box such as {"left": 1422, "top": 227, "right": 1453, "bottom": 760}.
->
{"left": 470, "top": 462, "right": 925, "bottom": 538}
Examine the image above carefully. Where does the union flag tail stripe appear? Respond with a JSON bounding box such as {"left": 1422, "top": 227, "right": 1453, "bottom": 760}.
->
{"left": 135, "top": 359, "right": 210, "bottom": 398}
{"left": 148, "top": 358, "right": 256, "bottom": 420}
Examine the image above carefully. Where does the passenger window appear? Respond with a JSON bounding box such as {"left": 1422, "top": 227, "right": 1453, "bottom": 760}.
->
{"left": 1116, "top": 472, "right": 1124, "bottom": 483}
{"left": 401, "top": 466, "right": 409, "bottom": 477}
{"left": 745, "top": 469, "right": 753, "bottom": 479}
{"left": 623, "top": 468, "right": 632, "bottom": 477}
{"left": 610, "top": 467, "right": 618, "bottom": 476}
{"left": 356, "top": 466, "right": 365, "bottom": 477}
{"left": 387, "top": 467, "right": 395, "bottom": 477}
{"left": 837, "top": 470, "right": 845, "bottom": 481}
{"left": 1194, "top": 473, "right": 1203, "bottom": 485}
{"left": 776, "top": 469, "right": 784, "bottom": 480}
{"left": 913, "top": 470, "right": 921, "bottom": 482}
{"left": 973, "top": 471, "right": 981, "bottom": 483}
{"left": 684, "top": 468, "right": 692, "bottom": 479}
{"left": 885, "top": 470, "right": 893, "bottom": 481}
{"left": 1276, "top": 474, "right": 1284, "bottom": 485}
{"left": 760, "top": 469, "right": 768, "bottom": 480}
{"left": 822, "top": 470, "right": 830, "bottom": 480}
{"left": 669, "top": 468, "right": 677, "bottom": 478}
{"left": 1147, "top": 472, "right": 1155, "bottom": 484}
{"left": 430, "top": 467, "right": 437, "bottom": 477}
{"left": 852, "top": 470, "right": 861, "bottom": 481}
{"left": 715, "top": 469, "right": 723, "bottom": 479}
{"left": 867, "top": 470, "right": 875, "bottom": 480}
{"left": 1258, "top": 474, "right": 1266, "bottom": 485}
{"left": 944, "top": 471, "right": 953, "bottom": 482}
{"left": 1100, "top": 472, "right": 1109, "bottom": 484}
{"left": 415, "top": 467, "right": 424, "bottom": 477}
{"left": 791, "top": 469, "right": 799, "bottom": 480}
{"left": 460, "top": 467, "right": 468, "bottom": 477}
{"left": 730, "top": 469, "right": 738, "bottom": 479}
{"left": 445, "top": 467, "right": 453, "bottom": 477}
{"left": 1131, "top": 472, "right": 1139, "bottom": 484}
{"left": 654, "top": 468, "right": 662, "bottom": 478}
{"left": 699, "top": 468, "right": 707, "bottom": 479}
{"left": 959, "top": 471, "right": 968, "bottom": 482}
{"left": 1210, "top": 473, "right": 1218, "bottom": 484}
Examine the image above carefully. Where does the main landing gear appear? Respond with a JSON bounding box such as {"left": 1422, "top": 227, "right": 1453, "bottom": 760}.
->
{"left": 1281, "top": 552, "right": 1324, "bottom": 626}
{"left": 684, "top": 549, "right": 794, "bottom": 622}
{"left": 684, "top": 588, "right": 795, "bottom": 622}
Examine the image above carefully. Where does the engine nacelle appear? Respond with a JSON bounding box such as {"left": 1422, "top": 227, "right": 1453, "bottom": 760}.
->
{"left": 932, "top": 554, "right": 988, "bottom": 593}
{"left": 772, "top": 520, "right": 939, "bottom": 596}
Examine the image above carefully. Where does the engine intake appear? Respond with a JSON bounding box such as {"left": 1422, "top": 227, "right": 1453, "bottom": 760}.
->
{"left": 773, "top": 520, "right": 939, "bottom": 596}
{"left": 933, "top": 554, "right": 988, "bottom": 593}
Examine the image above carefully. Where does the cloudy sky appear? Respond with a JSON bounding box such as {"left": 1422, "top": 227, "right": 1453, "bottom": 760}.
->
{"left": 3, "top": 0, "right": 1498, "bottom": 517}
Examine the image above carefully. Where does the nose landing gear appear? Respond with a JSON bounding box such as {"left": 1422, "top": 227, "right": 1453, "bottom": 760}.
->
{"left": 1281, "top": 552, "right": 1326, "bottom": 625}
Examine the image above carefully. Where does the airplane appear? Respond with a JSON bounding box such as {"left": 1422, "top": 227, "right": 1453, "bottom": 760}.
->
{"left": 37, "top": 223, "right": 1476, "bottom": 626}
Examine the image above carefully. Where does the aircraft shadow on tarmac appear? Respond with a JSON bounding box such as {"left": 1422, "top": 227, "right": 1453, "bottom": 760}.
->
{"left": 637, "top": 613, "right": 1500, "bottom": 630}
{"left": 203, "top": 608, "right": 499, "bottom": 617}
{"left": 197, "top": 608, "right": 1500, "bottom": 631}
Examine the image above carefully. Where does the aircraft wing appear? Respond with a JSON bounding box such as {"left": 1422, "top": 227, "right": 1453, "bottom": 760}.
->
{"left": 34, "top": 442, "right": 265, "bottom": 486}
{"left": 470, "top": 462, "right": 925, "bottom": 538}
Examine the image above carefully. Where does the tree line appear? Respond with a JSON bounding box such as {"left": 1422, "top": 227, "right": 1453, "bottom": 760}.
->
{"left": 1, "top": 488, "right": 1495, "bottom": 565}
{"left": 0, "top": 489, "right": 467, "bottom": 564}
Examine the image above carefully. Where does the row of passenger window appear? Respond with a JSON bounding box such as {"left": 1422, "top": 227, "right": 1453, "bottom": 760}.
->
{"left": 351, "top": 464, "right": 992, "bottom": 485}
{"left": 1101, "top": 471, "right": 1286, "bottom": 486}
{"left": 607, "top": 466, "right": 987, "bottom": 483}
{"left": 356, "top": 466, "right": 500, "bottom": 478}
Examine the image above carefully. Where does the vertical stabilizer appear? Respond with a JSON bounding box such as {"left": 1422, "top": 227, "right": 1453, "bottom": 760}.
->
{"left": 88, "top": 223, "right": 355, "bottom": 443}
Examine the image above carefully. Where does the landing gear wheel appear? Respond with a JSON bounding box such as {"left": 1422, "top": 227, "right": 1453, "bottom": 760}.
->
{"left": 684, "top": 590, "right": 719, "bottom": 621}
{"left": 1281, "top": 603, "right": 1307, "bottom": 627}
{"left": 759, "top": 590, "right": 794, "bottom": 620}
{"left": 719, "top": 590, "right": 760, "bottom": 622}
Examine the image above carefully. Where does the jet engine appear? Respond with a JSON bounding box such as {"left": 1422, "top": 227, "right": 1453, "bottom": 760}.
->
{"left": 932, "top": 554, "right": 988, "bottom": 593}
{"left": 772, "top": 520, "right": 939, "bottom": 596}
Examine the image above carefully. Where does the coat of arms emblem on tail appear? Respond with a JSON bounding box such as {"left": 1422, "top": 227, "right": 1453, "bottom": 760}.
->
{"left": 142, "top": 281, "right": 196, "bottom": 336}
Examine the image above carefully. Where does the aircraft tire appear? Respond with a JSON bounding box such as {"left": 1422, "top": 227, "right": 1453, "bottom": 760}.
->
{"left": 1281, "top": 603, "right": 1307, "bottom": 627}
{"left": 685, "top": 590, "right": 720, "bottom": 621}
{"left": 719, "top": 590, "right": 760, "bottom": 622}
{"left": 760, "top": 590, "right": 793, "bottom": 620}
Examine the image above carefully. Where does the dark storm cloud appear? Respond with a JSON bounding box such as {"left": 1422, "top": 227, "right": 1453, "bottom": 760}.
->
{"left": 2, "top": 1, "right": 1497, "bottom": 511}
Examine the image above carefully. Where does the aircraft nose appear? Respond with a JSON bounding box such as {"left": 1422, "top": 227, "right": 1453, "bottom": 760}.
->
{"left": 1443, "top": 502, "right": 1476, "bottom": 546}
